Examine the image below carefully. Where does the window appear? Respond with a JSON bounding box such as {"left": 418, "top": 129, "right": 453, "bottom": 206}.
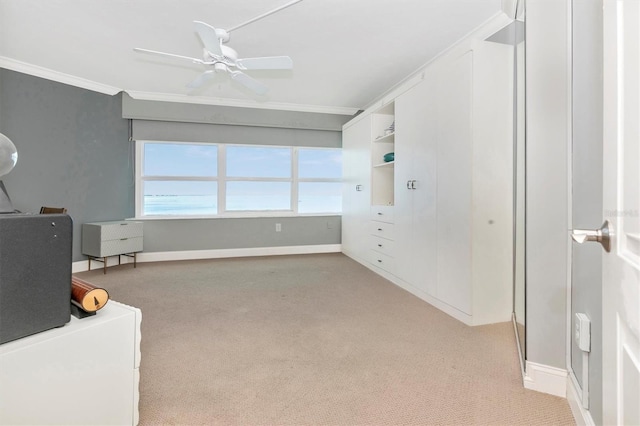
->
{"left": 226, "top": 146, "right": 292, "bottom": 212}
{"left": 297, "top": 148, "right": 342, "bottom": 214}
{"left": 136, "top": 142, "right": 341, "bottom": 217}
{"left": 141, "top": 143, "right": 218, "bottom": 216}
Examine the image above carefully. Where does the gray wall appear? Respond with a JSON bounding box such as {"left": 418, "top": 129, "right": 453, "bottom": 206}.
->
{"left": 143, "top": 216, "right": 340, "bottom": 253}
{"left": 525, "top": 0, "right": 570, "bottom": 369}
{"left": 571, "top": 0, "right": 603, "bottom": 422}
{"left": 0, "top": 69, "right": 132, "bottom": 262}
{"left": 0, "top": 69, "right": 343, "bottom": 263}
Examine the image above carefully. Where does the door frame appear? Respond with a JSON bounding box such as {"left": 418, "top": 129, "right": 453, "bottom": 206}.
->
{"left": 564, "top": 0, "right": 598, "bottom": 424}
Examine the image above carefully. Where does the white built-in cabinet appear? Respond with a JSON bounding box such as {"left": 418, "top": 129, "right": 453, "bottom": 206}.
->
{"left": 342, "top": 38, "right": 513, "bottom": 326}
{"left": 342, "top": 115, "right": 372, "bottom": 264}
{"left": 0, "top": 301, "right": 141, "bottom": 425}
{"left": 394, "top": 72, "right": 438, "bottom": 297}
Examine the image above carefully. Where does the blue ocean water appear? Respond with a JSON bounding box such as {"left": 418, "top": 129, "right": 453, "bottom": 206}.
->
{"left": 144, "top": 195, "right": 341, "bottom": 215}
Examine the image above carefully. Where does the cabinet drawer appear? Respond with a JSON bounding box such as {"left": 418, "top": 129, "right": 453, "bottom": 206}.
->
{"left": 371, "top": 206, "right": 394, "bottom": 223}
{"left": 369, "top": 221, "right": 394, "bottom": 240}
{"left": 370, "top": 250, "right": 396, "bottom": 274}
{"left": 370, "top": 236, "right": 395, "bottom": 257}
{"left": 98, "top": 237, "right": 144, "bottom": 258}
{"left": 89, "top": 221, "right": 143, "bottom": 241}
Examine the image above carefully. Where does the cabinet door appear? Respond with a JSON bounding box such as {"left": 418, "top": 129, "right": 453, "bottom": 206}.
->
{"left": 436, "top": 52, "right": 473, "bottom": 314}
{"left": 394, "top": 77, "right": 438, "bottom": 295}
{"left": 342, "top": 116, "right": 372, "bottom": 263}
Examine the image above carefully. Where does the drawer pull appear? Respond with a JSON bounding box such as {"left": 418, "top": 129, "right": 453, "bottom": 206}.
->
{"left": 120, "top": 223, "right": 128, "bottom": 226}
{"left": 120, "top": 238, "right": 128, "bottom": 241}
{"left": 378, "top": 244, "right": 383, "bottom": 247}
{"left": 377, "top": 212, "right": 383, "bottom": 215}
{"left": 378, "top": 228, "right": 383, "bottom": 231}
{"left": 377, "top": 259, "right": 382, "bottom": 263}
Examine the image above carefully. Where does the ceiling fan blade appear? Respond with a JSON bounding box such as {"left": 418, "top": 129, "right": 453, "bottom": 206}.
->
{"left": 193, "top": 21, "right": 223, "bottom": 57}
{"left": 134, "top": 48, "right": 204, "bottom": 64}
{"left": 235, "top": 56, "right": 293, "bottom": 70}
{"left": 186, "top": 70, "right": 217, "bottom": 89}
{"left": 229, "top": 71, "right": 269, "bottom": 95}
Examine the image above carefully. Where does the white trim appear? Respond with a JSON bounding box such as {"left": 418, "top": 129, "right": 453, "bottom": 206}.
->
{"left": 124, "top": 90, "right": 359, "bottom": 116}
{"left": 567, "top": 374, "right": 596, "bottom": 426}
{"left": 351, "top": 258, "right": 476, "bottom": 326}
{"left": 523, "top": 361, "right": 568, "bottom": 397}
{"left": 512, "top": 313, "right": 526, "bottom": 375}
{"left": 501, "top": 0, "right": 518, "bottom": 18}
{"left": 359, "top": 12, "right": 512, "bottom": 114}
{"left": 0, "top": 56, "right": 121, "bottom": 95}
{"left": 566, "top": 0, "right": 577, "bottom": 406}
{"left": 72, "top": 244, "right": 341, "bottom": 273}
{"left": 0, "top": 57, "right": 357, "bottom": 115}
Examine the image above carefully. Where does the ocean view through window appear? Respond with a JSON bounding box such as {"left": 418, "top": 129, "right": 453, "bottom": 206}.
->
{"left": 136, "top": 142, "right": 342, "bottom": 217}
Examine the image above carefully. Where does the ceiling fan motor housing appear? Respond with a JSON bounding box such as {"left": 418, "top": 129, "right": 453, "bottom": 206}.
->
{"left": 215, "top": 28, "right": 230, "bottom": 43}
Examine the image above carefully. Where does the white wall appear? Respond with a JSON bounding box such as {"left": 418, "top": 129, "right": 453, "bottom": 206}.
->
{"left": 525, "top": 0, "right": 570, "bottom": 369}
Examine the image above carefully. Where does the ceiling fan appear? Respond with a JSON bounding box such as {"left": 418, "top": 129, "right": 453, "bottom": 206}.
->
{"left": 133, "top": 1, "right": 302, "bottom": 96}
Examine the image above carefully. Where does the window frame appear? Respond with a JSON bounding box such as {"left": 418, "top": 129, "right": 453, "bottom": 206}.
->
{"left": 135, "top": 141, "right": 342, "bottom": 219}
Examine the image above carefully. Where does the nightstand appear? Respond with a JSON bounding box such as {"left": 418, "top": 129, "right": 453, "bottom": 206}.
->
{"left": 82, "top": 221, "right": 143, "bottom": 274}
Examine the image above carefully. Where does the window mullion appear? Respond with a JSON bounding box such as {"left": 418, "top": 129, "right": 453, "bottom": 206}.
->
{"left": 219, "top": 144, "right": 227, "bottom": 214}
{"left": 292, "top": 147, "right": 299, "bottom": 214}
{"left": 135, "top": 141, "right": 144, "bottom": 217}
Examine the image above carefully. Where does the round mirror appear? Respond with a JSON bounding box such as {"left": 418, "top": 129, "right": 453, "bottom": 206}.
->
{"left": 0, "top": 133, "right": 18, "bottom": 177}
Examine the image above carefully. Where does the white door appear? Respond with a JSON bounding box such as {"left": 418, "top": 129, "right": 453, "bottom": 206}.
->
{"left": 394, "top": 76, "right": 437, "bottom": 296}
{"left": 602, "top": 0, "right": 640, "bottom": 423}
{"left": 342, "top": 116, "right": 372, "bottom": 263}
{"left": 436, "top": 52, "right": 473, "bottom": 314}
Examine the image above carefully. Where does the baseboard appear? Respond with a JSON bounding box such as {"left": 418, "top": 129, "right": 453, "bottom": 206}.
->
{"left": 566, "top": 375, "right": 596, "bottom": 426}
{"left": 523, "top": 361, "right": 568, "bottom": 397}
{"left": 72, "top": 244, "right": 342, "bottom": 273}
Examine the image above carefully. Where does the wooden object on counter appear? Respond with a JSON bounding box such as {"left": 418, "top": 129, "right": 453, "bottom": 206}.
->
{"left": 71, "top": 276, "right": 109, "bottom": 312}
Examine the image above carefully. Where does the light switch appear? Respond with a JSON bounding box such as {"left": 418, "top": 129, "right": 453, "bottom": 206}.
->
{"left": 575, "top": 313, "right": 591, "bottom": 352}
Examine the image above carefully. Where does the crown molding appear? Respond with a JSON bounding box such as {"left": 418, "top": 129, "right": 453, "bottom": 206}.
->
{"left": 0, "top": 56, "right": 358, "bottom": 115}
{"left": 0, "top": 56, "right": 121, "bottom": 96}
{"left": 124, "top": 90, "right": 359, "bottom": 116}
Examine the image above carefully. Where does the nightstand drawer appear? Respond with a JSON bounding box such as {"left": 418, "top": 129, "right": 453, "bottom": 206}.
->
{"left": 98, "top": 237, "right": 144, "bottom": 258}
{"left": 86, "top": 221, "right": 143, "bottom": 241}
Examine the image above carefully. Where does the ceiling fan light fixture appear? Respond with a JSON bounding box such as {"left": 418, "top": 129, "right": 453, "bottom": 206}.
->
{"left": 134, "top": 1, "right": 302, "bottom": 95}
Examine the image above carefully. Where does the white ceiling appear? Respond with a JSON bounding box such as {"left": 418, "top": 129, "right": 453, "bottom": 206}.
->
{"left": 0, "top": 0, "right": 505, "bottom": 114}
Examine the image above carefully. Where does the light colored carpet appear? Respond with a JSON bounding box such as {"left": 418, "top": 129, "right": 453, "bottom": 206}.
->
{"left": 76, "top": 253, "right": 575, "bottom": 426}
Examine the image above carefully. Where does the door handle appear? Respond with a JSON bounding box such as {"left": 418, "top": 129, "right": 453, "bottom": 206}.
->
{"left": 571, "top": 220, "right": 611, "bottom": 252}
{"left": 411, "top": 180, "right": 417, "bottom": 190}
{"left": 356, "top": 184, "right": 363, "bottom": 192}
{"left": 407, "top": 180, "right": 412, "bottom": 190}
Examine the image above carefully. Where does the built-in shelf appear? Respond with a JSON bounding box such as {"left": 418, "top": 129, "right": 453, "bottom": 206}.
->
{"left": 373, "top": 132, "right": 395, "bottom": 143}
{"left": 373, "top": 161, "right": 395, "bottom": 168}
{"left": 371, "top": 102, "right": 395, "bottom": 207}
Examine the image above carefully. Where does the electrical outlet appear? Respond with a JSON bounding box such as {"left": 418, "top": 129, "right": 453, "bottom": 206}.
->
{"left": 575, "top": 313, "right": 591, "bottom": 352}
{"left": 275, "top": 223, "right": 281, "bottom": 232}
